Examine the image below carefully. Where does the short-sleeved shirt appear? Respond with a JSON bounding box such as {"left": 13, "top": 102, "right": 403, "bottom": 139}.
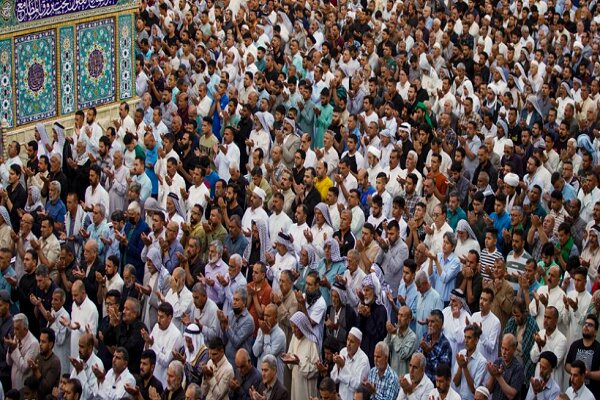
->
{"left": 491, "top": 357, "right": 524, "bottom": 400}
{"left": 566, "top": 339, "right": 600, "bottom": 394}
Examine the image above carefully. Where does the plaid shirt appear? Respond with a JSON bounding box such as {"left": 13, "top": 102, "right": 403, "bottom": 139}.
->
{"left": 503, "top": 315, "right": 540, "bottom": 381}
{"left": 367, "top": 365, "right": 400, "bottom": 400}
{"left": 418, "top": 333, "right": 452, "bottom": 382}
{"left": 405, "top": 192, "right": 423, "bottom": 218}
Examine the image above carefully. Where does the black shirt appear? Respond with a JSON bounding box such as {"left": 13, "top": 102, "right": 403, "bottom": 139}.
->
{"left": 566, "top": 339, "right": 600, "bottom": 394}
{"left": 6, "top": 182, "right": 26, "bottom": 231}
{"left": 333, "top": 230, "right": 356, "bottom": 257}
{"left": 136, "top": 374, "right": 163, "bottom": 400}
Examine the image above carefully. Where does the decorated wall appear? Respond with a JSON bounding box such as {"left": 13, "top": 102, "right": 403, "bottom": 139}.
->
{"left": 0, "top": 0, "right": 137, "bottom": 130}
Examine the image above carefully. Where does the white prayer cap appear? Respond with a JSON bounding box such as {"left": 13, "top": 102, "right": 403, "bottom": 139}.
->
{"left": 475, "top": 386, "right": 490, "bottom": 399}
{"left": 574, "top": 41, "right": 584, "bottom": 50}
{"left": 349, "top": 327, "right": 363, "bottom": 342}
{"left": 367, "top": 146, "right": 380, "bottom": 159}
{"left": 504, "top": 173, "right": 519, "bottom": 187}
{"left": 253, "top": 187, "right": 266, "bottom": 201}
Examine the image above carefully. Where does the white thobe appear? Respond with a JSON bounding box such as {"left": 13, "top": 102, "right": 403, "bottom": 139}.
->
{"left": 70, "top": 353, "right": 103, "bottom": 399}
{"left": 268, "top": 211, "right": 293, "bottom": 239}
{"left": 530, "top": 328, "right": 567, "bottom": 386}
{"left": 50, "top": 307, "right": 71, "bottom": 374}
{"left": 471, "top": 311, "right": 501, "bottom": 362}
{"left": 330, "top": 348, "right": 370, "bottom": 400}
{"left": 189, "top": 299, "right": 221, "bottom": 342}
{"left": 528, "top": 285, "right": 566, "bottom": 333}
{"left": 186, "top": 183, "right": 210, "bottom": 221}
{"left": 214, "top": 143, "right": 240, "bottom": 181}
{"left": 70, "top": 297, "right": 99, "bottom": 358}
{"left": 562, "top": 290, "right": 592, "bottom": 343}
{"left": 442, "top": 307, "right": 469, "bottom": 358}
{"left": 268, "top": 252, "right": 297, "bottom": 294}
{"left": 149, "top": 322, "right": 184, "bottom": 387}
{"left": 164, "top": 286, "right": 193, "bottom": 332}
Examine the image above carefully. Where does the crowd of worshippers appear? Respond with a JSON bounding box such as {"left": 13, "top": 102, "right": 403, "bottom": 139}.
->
{"left": 4, "top": 0, "right": 600, "bottom": 399}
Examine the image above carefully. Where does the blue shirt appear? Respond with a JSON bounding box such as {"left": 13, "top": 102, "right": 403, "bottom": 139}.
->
{"left": 524, "top": 377, "right": 560, "bottom": 400}
{"left": 416, "top": 288, "right": 444, "bottom": 340}
{"left": 224, "top": 234, "right": 248, "bottom": 258}
{"left": 46, "top": 198, "right": 66, "bottom": 224}
{"left": 451, "top": 350, "right": 488, "bottom": 400}
{"left": 397, "top": 280, "right": 418, "bottom": 331}
{"left": 367, "top": 366, "right": 400, "bottom": 400}
{"left": 87, "top": 221, "right": 111, "bottom": 259}
{"left": 317, "top": 260, "right": 346, "bottom": 306}
{"left": 132, "top": 173, "right": 152, "bottom": 204}
{"left": 145, "top": 146, "right": 159, "bottom": 195}
{"left": 0, "top": 266, "right": 18, "bottom": 314}
{"left": 490, "top": 211, "right": 511, "bottom": 251}
{"left": 561, "top": 182, "right": 577, "bottom": 202}
{"left": 212, "top": 94, "right": 229, "bottom": 140}
{"left": 430, "top": 252, "right": 461, "bottom": 303}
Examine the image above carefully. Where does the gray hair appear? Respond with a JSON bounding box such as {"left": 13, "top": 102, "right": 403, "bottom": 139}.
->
{"left": 50, "top": 153, "right": 62, "bottom": 165}
{"left": 53, "top": 288, "right": 66, "bottom": 302}
{"left": 234, "top": 286, "right": 248, "bottom": 304}
{"left": 375, "top": 341, "right": 389, "bottom": 358}
{"left": 415, "top": 270, "right": 428, "bottom": 285}
{"left": 49, "top": 180, "right": 61, "bottom": 194}
{"left": 94, "top": 204, "right": 106, "bottom": 219}
{"left": 229, "top": 254, "right": 242, "bottom": 267}
{"left": 186, "top": 383, "right": 202, "bottom": 398}
{"left": 125, "top": 297, "right": 142, "bottom": 317}
{"left": 411, "top": 352, "right": 427, "bottom": 369}
{"left": 129, "top": 182, "right": 142, "bottom": 194}
{"left": 261, "top": 354, "right": 278, "bottom": 371}
{"left": 14, "top": 313, "right": 29, "bottom": 329}
{"left": 209, "top": 240, "right": 223, "bottom": 255}
{"left": 127, "top": 201, "right": 141, "bottom": 214}
{"left": 192, "top": 282, "right": 207, "bottom": 296}
{"left": 443, "top": 232, "right": 457, "bottom": 249}
{"left": 124, "top": 264, "right": 137, "bottom": 277}
{"left": 168, "top": 360, "right": 184, "bottom": 379}
{"left": 503, "top": 333, "right": 518, "bottom": 349}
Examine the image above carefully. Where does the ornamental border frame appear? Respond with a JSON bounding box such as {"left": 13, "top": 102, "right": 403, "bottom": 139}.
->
{"left": 1, "top": 6, "right": 136, "bottom": 131}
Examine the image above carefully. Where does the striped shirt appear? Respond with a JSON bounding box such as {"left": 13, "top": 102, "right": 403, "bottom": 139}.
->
{"left": 480, "top": 248, "right": 503, "bottom": 281}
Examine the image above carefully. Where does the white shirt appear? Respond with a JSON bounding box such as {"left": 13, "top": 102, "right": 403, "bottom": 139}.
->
{"left": 85, "top": 184, "right": 110, "bottom": 215}
{"left": 289, "top": 222, "right": 309, "bottom": 255}
{"left": 268, "top": 252, "right": 297, "bottom": 294}
{"left": 529, "top": 285, "right": 566, "bottom": 331}
{"left": 424, "top": 222, "right": 453, "bottom": 255}
{"left": 241, "top": 206, "right": 269, "bottom": 232}
{"left": 164, "top": 286, "right": 193, "bottom": 332}
{"left": 337, "top": 173, "right": 358, "bottom": 206}
{"left": 529, "top": 328, "right": 567, "bottom": 385}
{"left": 101, "top": 273, "right": 124, "bottom": 318}
{"left": 214, "top": 143, "right": 240, "bottom": 181}
{"left": 189, "top": 298, "right": 222, "bottom": 343}
{"left": 330, "top": 347, "right": 370, "bottom": 400}
{"left": 269, "top": 211, "right": 293, "bottom": 240}
{"left": 187, "top": 183, "right": 210, "bottom": 221}
{"left": 471, "top": 311, "right": 501, "bottom": 362}
{"left": 565, "top": 384, "right": 595, "bottom": 400}
{"left": 70, "top": 353, "right": 103, "bottom": 400}
{"left": 97, "top": 368, "right": 136, "bottom": 400}
{"left": 396, "top": 373, "right": 434, "bottom": 400}
{"left": 150, "top": 322, "right": 184, "bottom": 387}
{"left": 562, "top": 289, "right": 592, "bottom": 343}
{"left": 426, "top": 386, "right": 461, "bottom": 400}
{"left": 70, "top": 297, "right": 99, "bottom": 358}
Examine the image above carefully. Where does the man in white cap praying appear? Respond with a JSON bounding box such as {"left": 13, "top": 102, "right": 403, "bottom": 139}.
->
{"left": 366, "top": 146, "right": 383, "bottom": 187}
{"left": 330, "top": 327, "right": 370, "bottom": 400}
{"left": 241, "top": 187, "right": 268, "bottom": 232}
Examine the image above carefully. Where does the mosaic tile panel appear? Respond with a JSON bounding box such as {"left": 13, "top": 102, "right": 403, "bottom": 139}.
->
{"left": 59, "top": 26, "right": 76, "bottom": 115}
{"left": 0, "top": 38, "right": 13, "bottom": 128}
{"left": 118, "top": 13, "right": 134, "bottom": 100}
{"left": 14, "top": 29, "right": 57, "bottom": 125}
{"left": 76, "top": 17, "right": 116, "bottom": 110}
